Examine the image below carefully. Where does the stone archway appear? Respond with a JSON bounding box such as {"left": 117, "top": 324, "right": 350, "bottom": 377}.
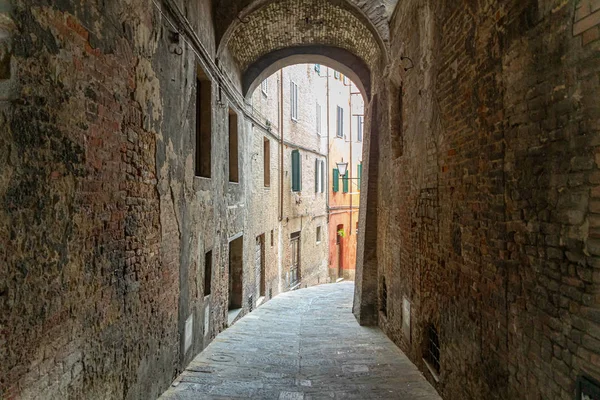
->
{"left": 216, "top": 0, "right": 387, "bottom": 327}
{"left": 242, "top": 45, "right": 371, "bottom": 99}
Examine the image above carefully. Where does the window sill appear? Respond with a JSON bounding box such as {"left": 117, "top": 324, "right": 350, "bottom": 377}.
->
{"left": 423, "top": 359, "right": 440, "bottom": 383}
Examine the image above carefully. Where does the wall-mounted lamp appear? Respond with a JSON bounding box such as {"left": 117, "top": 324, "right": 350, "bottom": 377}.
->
{"left": 336, "top": 160, "right": 348, "bottom": 177}
{"left": 400, "top": 56, "right": 414, "bottom": 71}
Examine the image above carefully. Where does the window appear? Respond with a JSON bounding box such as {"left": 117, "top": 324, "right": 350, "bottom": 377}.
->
{"left": 357, "top": 163, "right": 362, "bottom": 191}
{"left": 291, "top": 149, "right": 301, "bottom": 192}
{"left": 270, "top": 230, "right": 274, "bottom": 247}
{"left": 320, "top": 160, "right": 325, "bottom": 193}
{"left": 261, "top": 79, "right": 268, "bottom": 96}
{"left": 314, "top": 64, "right": 321, "bottom": 75}
{"left": 195, "top": 66, "right": 212, "bottom": 178}
{"left": 204, "top": 250, "right": 212, "bottom": 296}
{"left": 290, "top": 81, "right": 299, "bottom": 121}
{"left": 228, "top": 108, "right": 239, "bottom": 183}
{"left": 315, "top": 158, "right": 324, "bottom": 193}
{"left": 336, "top": 106, "right": 343, "bottom": 138}
{"left": 264, "top": 138, "right": 271, "bottom": 187}
{"left": 333, "top": 168, "right": 339, "bottom": 192}
{"left": 343, "top": 75, "right": 349, "bottom": 85}
{"left": 357, "top": 115, "right": 363, "bottom": 142}
{"left": 334, "top": 70, "right": 340, "bottom": 79}
{"left": 380, "top": 276, "right": 388, "bottom": 316}
{"left": 316, "top": 103, "right": 322, "bottom": 135}
{"left": 426, "top": 325, "right": 441, "bottom": 375}
{"left": 316, "top": 226, "right": 322, "bottom": 243}
{"left": 391, "top": 84, "right": 403, "bottom": 158}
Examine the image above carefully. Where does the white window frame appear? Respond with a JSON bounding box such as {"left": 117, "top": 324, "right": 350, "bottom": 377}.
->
{"left": 336, "top": 106, "right": 344, "bottom": 138}
{"left": 261, "top": 79, "right": 268, "bottom": 96}
{"left": 291, "top": 81, "right": 299, "bottom": 121}
{"left": 316, "top": 226, "right": 322, "bottom": 244}
{"left": 357, "top": 115, "right": 363, "bottom": 142}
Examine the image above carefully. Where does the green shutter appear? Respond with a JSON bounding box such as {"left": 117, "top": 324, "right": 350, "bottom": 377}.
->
{"left": 333, "top": 168, "right": 339, "bottom": 192}
{"left": 343, "top": 174, "right": 349, "bottom": 193}
{"left": 357, "top": 164, "right": 362, "bottom": 191}
{"left": 292, "top": 150, "right": 301, "bottom": 192}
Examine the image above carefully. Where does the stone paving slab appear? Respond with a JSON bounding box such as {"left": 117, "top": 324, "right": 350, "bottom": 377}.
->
{"left": 160, "top": 283, "right": 441, "bottom": 400}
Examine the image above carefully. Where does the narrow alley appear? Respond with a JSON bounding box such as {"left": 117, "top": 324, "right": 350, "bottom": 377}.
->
{"left": 160, "top": 283, "right": 440, "bottom": 400}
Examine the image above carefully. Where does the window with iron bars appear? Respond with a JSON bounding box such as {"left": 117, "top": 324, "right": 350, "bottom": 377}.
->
{"left": 426, "top": 325, "right": 441, "bottom": 375}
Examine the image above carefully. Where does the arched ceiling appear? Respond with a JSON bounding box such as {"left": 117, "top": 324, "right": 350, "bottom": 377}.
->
{"left": 221, "top": 0, "right": 384, "bottom": 72}
{"left": 214, "top": 0, "right": 397, "bottom": 47}
{"left": 216, "top": 0, "right": 390, "bottom": 100}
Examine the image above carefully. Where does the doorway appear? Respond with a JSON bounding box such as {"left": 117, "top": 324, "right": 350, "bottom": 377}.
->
{"left": 256, "top": 234, "right": 265, "bottom": 298}
{"left": 336, "top": 224, "right": 344, "bottom": 278}
{"left": 290, "top": 231, "right": 301, "bottom": 288}
{"left": 228, "top": 236, "right": 243, "bottom": 311}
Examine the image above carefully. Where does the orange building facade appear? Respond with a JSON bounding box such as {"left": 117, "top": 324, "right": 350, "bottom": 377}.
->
{"left": 325, "top": 67, "right": 364, "bottom": 281}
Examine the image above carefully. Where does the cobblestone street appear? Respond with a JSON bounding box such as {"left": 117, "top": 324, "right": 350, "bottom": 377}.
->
{"left": 160, "top": 283, "right": 440, "bottom": 399}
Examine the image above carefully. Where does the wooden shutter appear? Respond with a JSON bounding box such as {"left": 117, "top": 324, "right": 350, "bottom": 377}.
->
{"left": 292, "top": 150, "right": 301, "bottom": 191}
{"left": 343, "top": 174, "right": 349, "bottom": 193}
{"left": 357, "top": 164, "right": 362, "bottom": 191}
{"left": 333, "top": 168, "right": 339, "bottom": 192}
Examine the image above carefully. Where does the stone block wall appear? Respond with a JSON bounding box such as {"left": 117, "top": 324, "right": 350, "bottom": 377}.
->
{"left": 374, "top": 0, "right": 600, "bottom": 398}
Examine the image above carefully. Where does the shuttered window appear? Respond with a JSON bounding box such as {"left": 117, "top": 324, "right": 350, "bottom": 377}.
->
{"left": 343, "top": 173, "right": 349, "bottom": 193}
{"left": 291, "top": 150, "right": 301, "bottom": 192}
{"left": 333, "top": 168, "right": 339, "bottom": 192}
{"left": 315, "top": 159, "right": 325, "bottom": 193}
{"left": 291, "top": 81, "right": 299, "bottom": 121}
{"left": 357, "top": 163, "right": 362, "bottom": 191}
{"left": 336, "top": 106, "right": 343, "bottom": 138}
{"left": 357, "top": 115, "right": 363, "bottom": 142}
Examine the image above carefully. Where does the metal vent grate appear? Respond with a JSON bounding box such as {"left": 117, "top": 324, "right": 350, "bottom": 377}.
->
{"left": 248, "top": 295, "right": 253, "bottom": 312}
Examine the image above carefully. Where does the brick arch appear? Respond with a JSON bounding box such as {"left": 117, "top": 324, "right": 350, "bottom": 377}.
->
{"left": 242, "top": 45, "right": 371, "bottom": 100}
{"left": 214, "top": 0, "right": 393, "bottom": 52}
{"left": 217, "top": 0, "right": 388, "bottom": 76}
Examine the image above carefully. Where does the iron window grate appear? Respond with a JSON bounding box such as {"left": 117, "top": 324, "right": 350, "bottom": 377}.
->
{"left": 427, "top": 325, "right": 440, "bottom": 374}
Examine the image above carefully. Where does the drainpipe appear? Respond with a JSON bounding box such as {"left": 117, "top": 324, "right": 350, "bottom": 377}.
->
{"left": 349, "top": 81, "right": 353, "bottom": 237}
{"left": 279, "top": 68, "right": 284, "bottom": 222}
{"left": 326, "top": 67, "right": 330, "bottom": 223}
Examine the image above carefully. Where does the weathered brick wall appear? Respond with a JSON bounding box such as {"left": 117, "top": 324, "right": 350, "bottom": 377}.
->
{"left": 1, "top": 1, "right": 179, "bottom": 398}
{"left": 376, "top": 0, "right": 600, "bottom": 398}
{"left": 1, "top": 2, "right": 336, "bottom": 398}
